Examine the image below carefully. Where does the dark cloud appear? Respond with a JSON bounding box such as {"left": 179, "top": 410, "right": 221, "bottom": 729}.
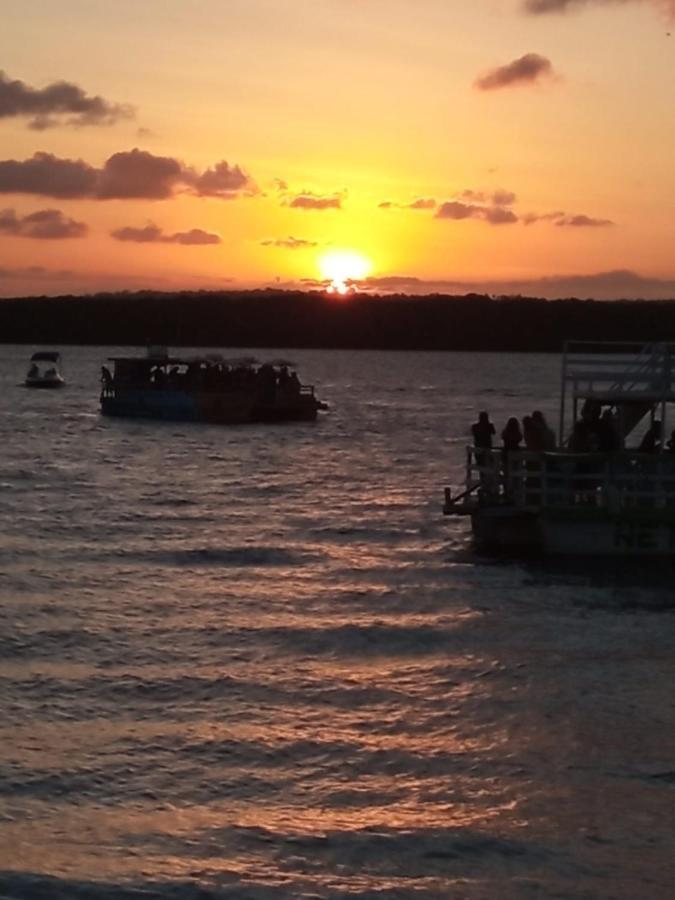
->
{"left": 524, "top": 0, "right": 675, "bottom": 16}
{"left": 435, "top": 201, "right": 478, "bottom": 220}
{"left": 524, "top": 0, "right": 629, "bottom": 13}
{"left": 261, "top": 236, "right": 318, "bottom": 249}
{"left": 0, "top": 207, "right": 88, "bottom": 239}
{"left": 190, "top": 160, "right": 254, "bottom": 198}
{"left": 460, "top": 189, "right": 517, "bottom": 205}
{"left": 523, "top": 210, "right": 614, "bottom": 226}
{"left": 475, "top": 53, "right": 555, "bottom": 91}
{"left": 110, "top": 223, "right": 221, "bottom": 244}
{"left": 492, "top": 189, "right": 517, "bottom": 207}
{"left": 0, "top": 149, "right": 254, "bottom": 201}
{"left": 484, "top": 206, "right": 519, "bottom": 224}
{"left": 97, "top": 149, "right": 184, "bottom": 200}
{"left": 169, "top": 228, "right": 221, "bottom": 245}
{"left": 556, "top": 213, "right": 614, "bottom": 227}
{"left": 378, "top": 200, "right": 394, "bottom": 209}
{"left": 0, "top": 69, "right": 133, "bottom": 129}
{"left": 436, "top": 200, "right": 519, "bottom": 224}
{"left": 0, "top": 152, "right": 98, "bottom": 198}
{"left": 287, "top": 193, "right": 342, "bottom": 210}
{"left": 110, "top": 223, "right": 163, "bottom": 242}
{"left": 522, "top": 211, "right": 565, "bottom": 225}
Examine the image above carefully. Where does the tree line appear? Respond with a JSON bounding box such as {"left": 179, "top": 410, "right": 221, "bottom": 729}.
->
{"left": 1, "top": 289, "right": 675, "bottom": 351}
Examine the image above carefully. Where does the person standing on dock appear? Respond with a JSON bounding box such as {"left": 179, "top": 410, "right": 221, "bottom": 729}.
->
{"left": 471, "top": 411, "right": 495, "bottom": 451}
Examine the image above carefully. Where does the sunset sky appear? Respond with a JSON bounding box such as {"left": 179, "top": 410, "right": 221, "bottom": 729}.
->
{"left": 1, "top": 0, "right": 675, "bottom": 299}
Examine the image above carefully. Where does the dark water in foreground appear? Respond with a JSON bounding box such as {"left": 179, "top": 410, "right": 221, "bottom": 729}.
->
{"left": 1, "top": 346, "right": 674, "bottom": 899}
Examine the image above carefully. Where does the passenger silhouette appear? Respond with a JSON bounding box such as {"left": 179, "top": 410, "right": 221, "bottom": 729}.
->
{"left": 471, "top": 411, "right": 495, "bottom": 449}
{"left": 531, "top": 410, "right": 556, "bottom": 451}
{"left": 501, "top": 417, "right": 523, "bottom": 452}
{"left": 639, "top": 421, "right": 662, "bottom": 453}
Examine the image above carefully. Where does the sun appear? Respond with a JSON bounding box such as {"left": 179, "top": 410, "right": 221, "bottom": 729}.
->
{"left": 318, "top": 249, "right": 372, "bottom": 294}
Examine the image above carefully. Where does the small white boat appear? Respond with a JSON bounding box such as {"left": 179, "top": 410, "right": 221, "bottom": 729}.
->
{"left": 25, "top": 351, "right": 65, "bottom": 389}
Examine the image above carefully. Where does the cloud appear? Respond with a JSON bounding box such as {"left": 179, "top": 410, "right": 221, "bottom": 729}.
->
{"left": 0, "top": 149, "right": 255, "bottom": 201}
{"left": 523, "top": 210, "right": 614, "bottom": 226}
{"left": 409, "top": 198, "right": 437, "bottom": 210}
{"left": 0, "top": 152, "right": 98, "bottom": 198}
{"left": 169, "top": 228, "right": 221, "bottom": 245}
{"left": 97, "top": 149, "right": 185, "bottom": 199}
{"left": 189, "top": 160, "right": 255, "bottom": 198}
{"left": 492, "top": 189, "right": 517, "bottom": 207}
{"left": 0, "top": 265, "right": 74, "bottom": 281}
{"left": 380, "top": 197, "right": 437, "bottom": 210}
{"left": 110, "top": 223, "right": 221, "bottom": 244}
{"left": 0, "top": 209, "right": 89, "bottom": 240}
{"left": 436, "top": 200, "right": 519, "bottom": 224}
{"left": 555, "top": 213, "right": 614, "bottom": 227}
{"left": 484, "top": 206, "right": 519, "bottom": 224}
{"left": 524, "top": 0, "right": 631, "bottom": 13}
{"left": 461, "top": 188, "right": 517, "bottom": 205}
{"left": 361, "top": 269, "right": 675, "bottom": 300}
{"left": 261, "top": 236, "right": 318, "bottom": 249}
{"left": 523, "top": 0, "right": 675, "bottom": 16}
{"left": 474, "top": 53, "right": 555, "bottom": 91}
{"left": 0, "top": 69, "right": 133, "bottom": 129}
{"left": 435, "top": 201, "right": 478, "bottom": 220}
{"left": 0, "top": 207, "right": 88, "bottom": 239}
{"left": 286, "top": 192, "right": 342, "bottom": 210}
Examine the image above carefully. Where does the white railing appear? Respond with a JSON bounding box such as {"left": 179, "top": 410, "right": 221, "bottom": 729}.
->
{"left": 462, "top": 447, "right": 675, "bottom": 513}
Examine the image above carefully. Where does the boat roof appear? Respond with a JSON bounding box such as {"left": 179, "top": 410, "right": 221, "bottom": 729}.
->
{"left": 30, "top": 351, "right": 61, "bottom": 362}
{"left": 107, "top": 355, "right": 268, "bottom": 367}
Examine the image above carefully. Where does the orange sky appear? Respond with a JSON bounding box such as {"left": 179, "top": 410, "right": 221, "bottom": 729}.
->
{"left": 1, "top": 0, "right": 675, "bottom": 299}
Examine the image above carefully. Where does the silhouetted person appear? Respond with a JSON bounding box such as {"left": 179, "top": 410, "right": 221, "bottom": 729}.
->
{"left": 531, "top": 410, "right": 556, "bottom": 451}
{"left": 501, "top": 417, "right": 523, "bottom": 488}
{"left": 501, "top": 417, "right": 523, "bottom": 453}
{"left": 639, "top": 421, "right": 662, "bottom": 453}
{"left": 571, "top": 399, "right": 602, "bottom": 452}
{"left": 471, "top": 411, "right": 495, "bottom": 450}
{"left": 522, "top": 415, "right": 537, "bottom": 450}
{"left": 598, "top": 408, "right": 620, "bottom": 452}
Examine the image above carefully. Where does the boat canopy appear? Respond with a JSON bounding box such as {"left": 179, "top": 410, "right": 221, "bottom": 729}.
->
{"left": 30, "top": 351, "right": 61, "bottom": 363}
{"left": 560, "top": 341, "right": 675, "bottom": 446}
{"left": 108, "top": 355, "right": 265, "bottom": 368}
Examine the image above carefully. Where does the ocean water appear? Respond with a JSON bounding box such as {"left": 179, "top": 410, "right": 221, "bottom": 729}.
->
{"left": 1, "top": 345, "right": 674, "bottom": 900}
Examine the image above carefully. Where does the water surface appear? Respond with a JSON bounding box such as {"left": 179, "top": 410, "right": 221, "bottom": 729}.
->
{"left": 1, "top": 346, "right": 673, "bottom": 899}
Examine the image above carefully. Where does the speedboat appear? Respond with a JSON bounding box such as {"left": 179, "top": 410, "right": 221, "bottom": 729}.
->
{"left": 25, "top": 351, "right": 65, "bottom": 388}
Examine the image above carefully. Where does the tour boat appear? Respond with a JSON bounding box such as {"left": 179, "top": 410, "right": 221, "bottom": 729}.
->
{"left": 25, "top": 351, "right": 65, "bottom": 388}
{"left": 444, "top": 342, "right": 675, "bottom": 556}
{"left": 99, "top": 348, "right": 327, "bottom": 424}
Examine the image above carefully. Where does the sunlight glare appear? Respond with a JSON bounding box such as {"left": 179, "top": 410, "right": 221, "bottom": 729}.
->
{"left": 318, "top": 250, "right": 372, "bottom": 294}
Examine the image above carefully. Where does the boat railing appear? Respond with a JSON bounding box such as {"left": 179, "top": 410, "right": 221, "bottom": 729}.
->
{"left": 458, "top": 447, "right": 675, "bottom": 514}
